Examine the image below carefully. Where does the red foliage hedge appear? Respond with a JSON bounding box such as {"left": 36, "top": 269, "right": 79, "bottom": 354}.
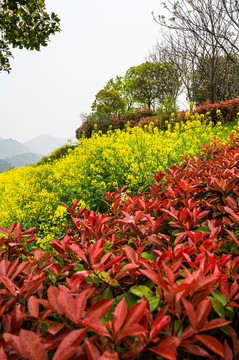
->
{"left": 182, "top": 98, "right": 239, "bottom": 124}
{"left": 1, "top": 133, "right": 239, "bottom": 359}
{"left": 76, "top": 98, "right": 239, "bottom": 138}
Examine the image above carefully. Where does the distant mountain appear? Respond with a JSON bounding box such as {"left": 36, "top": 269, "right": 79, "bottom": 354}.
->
{"left": 5, "top": 153, "right": 42, "bottom": 168}
{"left": 24, "top": 134, "right": 68, "bottom": 156}
{"left": 0, "top": 138, "right": 33, "bottom": 159}
{"left": 0, "top": 159, "right": 12, "bottom": 172}
{"left": 0, "top": 135, "right": 70, "bottom": 171}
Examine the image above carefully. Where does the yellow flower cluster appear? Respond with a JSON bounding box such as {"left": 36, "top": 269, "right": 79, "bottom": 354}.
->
{"left": 0, "top": 116, "right": 238, "bottom": 250}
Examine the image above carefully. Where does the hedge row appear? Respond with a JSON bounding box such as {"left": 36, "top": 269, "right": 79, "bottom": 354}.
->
{"left": 76, "top": 98, "right": 239, "bottom": 138}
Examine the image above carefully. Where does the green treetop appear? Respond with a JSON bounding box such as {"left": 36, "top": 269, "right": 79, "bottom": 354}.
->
{"left": 0, "top": 0, "right": 60, "bottom": 72}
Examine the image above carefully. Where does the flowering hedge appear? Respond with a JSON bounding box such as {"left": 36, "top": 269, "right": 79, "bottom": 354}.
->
{"left": 0, "top": 132, "right": 239, "bottom": 359}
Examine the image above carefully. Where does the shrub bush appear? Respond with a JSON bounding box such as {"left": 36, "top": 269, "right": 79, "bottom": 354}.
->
{"left": 76, "top": 109, "right": 156, "bottom": 138}
{"left": 0, "top": 132, "right": 239, "bottom": 359}
{"left": 76, "top": 99, "right": 239, "bottom": 139}
{"left": 177, "top": 98, "right": 239, "bottom": 124}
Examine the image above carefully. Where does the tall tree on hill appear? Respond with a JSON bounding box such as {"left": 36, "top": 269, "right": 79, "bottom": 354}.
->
{"left": 0, "top": 0, "right": 60, "bottom": 72}
{"left": 106, "top": 74, "right": 138, "bottom": 111}
{"left": 91, "top": 88, "right": 127, "bottom": 115}
{"left": 123, "top": 61, "right": 181, "bottom": 111}
{"left": 105, "top": 61, "right": 181, "bottom": 112}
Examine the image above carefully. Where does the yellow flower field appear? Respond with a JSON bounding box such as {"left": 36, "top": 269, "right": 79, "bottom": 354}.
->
{"left": 0, "top": 116, "right": 238, "bottom": 249}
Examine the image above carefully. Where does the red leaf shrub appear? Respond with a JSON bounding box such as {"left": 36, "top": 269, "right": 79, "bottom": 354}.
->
{"left": 178, "top": 98, "right": 239, "bottom": 124}
{"left": 1, "top": 132, "right": 239, "bottom": 359}
{"left": 76, "top": 98, "right": 239, "bottom": 138}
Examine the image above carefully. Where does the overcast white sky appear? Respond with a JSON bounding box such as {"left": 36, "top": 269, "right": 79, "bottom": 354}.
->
{"left": 0, "top": 0, "right": 184, "bottom": 143}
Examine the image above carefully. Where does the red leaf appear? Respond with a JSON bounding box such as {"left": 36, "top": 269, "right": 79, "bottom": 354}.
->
{"left": 118, "top": 323, "right": 146, "bottom": 340}
{"left": 112, "top": 296, "right": 127, "bottom": 334}
{"left": 225, "top": 229, "right": 239, "bottom": 246}
{"left": 58, "top": 290, "right": 77, "bottom": 323}
{"left": 179, "top": 343, "right": 209, "bottom": 357}
{"left": 176, "top": 277, "right": 195, "bottom": 294}
{"left": 228, "top": 301, "right": 239, "bottom": 307}
{"left": 85, "top": 298, "right": 113, "bottom": 321}
{"left": 150, "top": 316, "right": 170, "bottom": 339}
{"left": 195, "top": 334, "right": 224, "bottom": 356}
{"left": 53, "top": 328, "right": 87, "bottom": 360}
{"left": 150, "top": 345, "right": 176, "bottom": 360}
{"left": 47, "top": 286, "right": 64, "bottom": 315}
{"left": 0, "top": 226, "right": 11, "bottom": 236}
{"left": 229, "top": 327, "right": 239, "bottom": 355}
{"left": 75, "top": 288, "right": 94, "bottom": 322}
{"left": 3, "top": 333, "right": 21, "bottom": 356}
{"left": 28, "top": 296, "right": 39, "bottom": 318}
{"left": 125, "top": 245, "right": 137, "bottom": 263}
{"left": 160, "top": 336, "right": 181, "bottom": 349}
{"left": 0, "top": 275, "right": 17, "bottom": 296}
{"left": 68, "top": 244, "right": 88, "bottom": 263}
{"left": 0, "top": 348, "right": 7, "bottom": 360}
{"left": 163, "top": 262, "right": 175, "bottom": 288}
{"left": 199, "top": 319, "right": 231, "bottom": 332}
{"left": 182, "top": 298, "right": 197, "bottom": 331}
{"left": 19, "top": 329, "right": 47, "bottom": 360}
{"left": 223, "top": 340, "right": 233, "bottom": 360}
{"left": 139, "top": 268, "right": 167, "bottom": 289}
{"left": 48, "top": 323, "right": 65, "bottom": 336}
{"left": 85, "top": 340, "right": 100, "bottom": 360}
{"left": 123, "top": 297, "right": 147, "bottom": 328}
{"left": 196, "top": 298, "right": 212, "bottom": 329}
{"left": 121, "top": 263, "right": 139, "bottom": 270}
{"left": 101, "top": 350, "right": 118, "bottom": 360}
{"left": 81, "top": 317, "right": 110, "bottom": 337}
{"left": 230, "top": 280, "right": 238, "bottom": 298}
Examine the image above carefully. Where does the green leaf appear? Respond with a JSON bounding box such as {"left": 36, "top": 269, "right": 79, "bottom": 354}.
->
{"left": 73, "top": 264, "right": 85, "bottom": 272}
{"left": 48, "top": 274, "right": 57, "bottom": 284}
{"left": 196, "top": 226, "right": 210, "bottom": 232}
{"left": 210, "top": 297, "right": 225, "bottom": 318}
{"left": 130, "top": 285, "right": 153, "bottom": 298}
{"left": 148, "top": 297, "right": 160, "bottom": 312}
{"left": 141, "top": 251, "right": 156, "bottom": 261}
{"left": 101, "top": 287, "right": 113, "bottom": 299}
{"left": 129, "top": 285, "right": 159, "bottom": 311}
{"left": 125, "top": 293, "right": 138, "bottom": 307}
{"left": 211, "top": 290, "right": 227, "bottom": 306}
{"left": 220, "top": 324, "right": 230, "bottom": 336}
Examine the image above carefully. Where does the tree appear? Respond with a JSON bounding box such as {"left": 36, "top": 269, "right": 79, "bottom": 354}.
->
{"left": 0, "top": 0, "right": 60, "bottom": 72}
{"left": 106, "top": 75, "right": 137, "bottom": 111}
{"left": 155, "top": 0, "right": 239, "bottom": 63}
{"left": 193, "top": 54, "right": 239, "bottom": 105}
{"left": 91, "top": 88, "right": 127, "bottom": 115}
{"left": 126, "top": 61, "right": 181, "bottom": 110}
{"left": 151, "top": 0, "right": 239, "bottom": 105}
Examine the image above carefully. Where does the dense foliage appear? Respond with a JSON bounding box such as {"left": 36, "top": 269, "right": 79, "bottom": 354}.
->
{"left": 0, "top": 116, "right": 238, "bottom": 245}
{"left": 0, "top": 0, "right": 60, "bottom": 72}
{"left": 0, "top": 132, "right": 239, "bottom": 359}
